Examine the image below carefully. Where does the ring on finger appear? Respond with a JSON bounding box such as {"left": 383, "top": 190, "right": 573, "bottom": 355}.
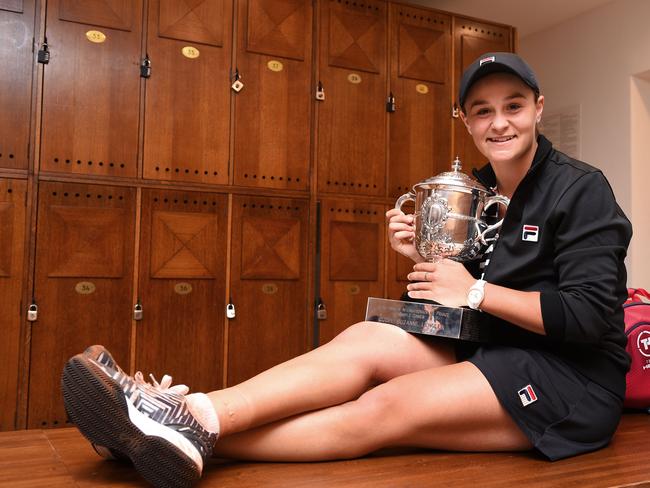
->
{"left": 424, "top": 272, "right": 429, "bottom": 281}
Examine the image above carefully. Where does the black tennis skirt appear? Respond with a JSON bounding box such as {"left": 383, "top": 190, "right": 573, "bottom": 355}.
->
{"left": 457, "top": 343, "right": 624, "bottom": 461}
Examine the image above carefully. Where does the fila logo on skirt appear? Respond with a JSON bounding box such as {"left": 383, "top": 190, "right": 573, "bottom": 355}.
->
{"left": 518, "top": 384, "right": 538, "bottom": 407}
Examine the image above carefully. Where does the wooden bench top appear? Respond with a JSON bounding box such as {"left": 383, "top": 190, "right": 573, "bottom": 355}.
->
{"left": 0, "top": 414, "right": 648, "bottom": 487}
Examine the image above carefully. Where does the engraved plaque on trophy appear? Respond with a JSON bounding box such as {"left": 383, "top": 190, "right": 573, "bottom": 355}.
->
{"left": 365, "top": 298, "right": 489, "bottom": 342}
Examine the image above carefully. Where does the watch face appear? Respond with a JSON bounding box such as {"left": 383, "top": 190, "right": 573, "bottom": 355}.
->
{"left": 468, "top": 289, "right": 482, "bottom": 306}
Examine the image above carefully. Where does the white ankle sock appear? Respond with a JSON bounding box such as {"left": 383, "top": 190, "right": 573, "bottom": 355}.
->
{"left": 185, "top": 393, "right": 220, "bottom": 436}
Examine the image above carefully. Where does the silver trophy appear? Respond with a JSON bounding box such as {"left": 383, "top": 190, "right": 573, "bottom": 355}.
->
{"left": 394, "top": 157, "right": 509, "bottom": 262}
{"left": 366, "top": 157, "right": 509, "bottom": 342}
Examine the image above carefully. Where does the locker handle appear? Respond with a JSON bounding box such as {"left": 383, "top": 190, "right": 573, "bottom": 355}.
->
{"left": 231, "top": 68, "right": 244, "bottom": 92}
{"left": 316, "top": 298, "right": 327, "bottom": 320}
{"left": 140, "top": 54, "right": 151, "bottom": 78}
{"left": 316, "top": 81, "right": 325, "bottom": 101}
{"left": 27, "top": 302, "right": 38, "bottom": 322}
{"left": 37, "top": 38, "right": 50, "bottom": 64}
{"left": 386, "top": 92, "right": 396, "bottom": 113}
{"left": 226, "top": 302, "right": 236, "bottom": 319}
{"left": 452, "top": 103, "right": 460, "bottom": 119}
{"left": 134, "top": 301, "right": 143, "bottom": 321}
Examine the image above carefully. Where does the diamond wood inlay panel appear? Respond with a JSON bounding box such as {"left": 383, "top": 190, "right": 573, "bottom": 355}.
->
{"left": 240, "top": 215, "right": 301, "bottom": 280}
{"left": 398, "top": 24, "right": 446, "bottom": 83}
{"left": 59, "top": 0, "right": 134, "bottom": 31}
{"left": 329, "top": 221, "right": 379, "bottom": 281}
{"left": 328, "top": 2, "right": 385, "bottom": 73}
{"left": 0, "top": 0, "right": 23, "bottom": 13}
{"left": 246, "top": 0, "right": 306, "bottom": 60}
{"left": 150, "top": 211, "right": 218, "bottom": 279}
{"left": 158, "top": 0, "right": 223, "bottom": 46}
{"left": 46, "top": 206, "right": 126, "bottom": 278}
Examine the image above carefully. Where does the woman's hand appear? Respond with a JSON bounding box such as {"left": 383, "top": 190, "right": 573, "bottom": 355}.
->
{"left": 406, "top": 260, "right": 476, "bottom": 307}
{"left": 386, "top": 208, "right": 424, "bottom": 263}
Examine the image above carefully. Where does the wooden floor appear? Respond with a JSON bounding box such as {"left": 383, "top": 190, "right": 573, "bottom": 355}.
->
{"left": 0, "top": 414, "right": 649, "bottom": 487}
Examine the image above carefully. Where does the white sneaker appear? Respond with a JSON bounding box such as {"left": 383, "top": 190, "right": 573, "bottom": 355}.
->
{"left": 62, "top": 346, "right": 218, "bottom": 487}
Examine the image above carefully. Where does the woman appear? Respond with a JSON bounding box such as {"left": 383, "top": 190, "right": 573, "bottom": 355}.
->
{"left": 62, "top": 53, "right": 632, "bottom": 487}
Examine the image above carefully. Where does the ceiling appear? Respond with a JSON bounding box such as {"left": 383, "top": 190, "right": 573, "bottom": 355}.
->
{"left": 418, "top": 0, "right": 614, "bottom": 38}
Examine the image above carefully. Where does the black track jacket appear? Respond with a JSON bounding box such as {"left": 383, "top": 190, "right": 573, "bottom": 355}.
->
{"left": 469, "top": 134, "right": 633, "bottom": 399}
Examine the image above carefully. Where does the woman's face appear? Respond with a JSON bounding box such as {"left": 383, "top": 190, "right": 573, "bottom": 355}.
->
{"left": 460, "top": 72, "right": 544, "bottom": 167}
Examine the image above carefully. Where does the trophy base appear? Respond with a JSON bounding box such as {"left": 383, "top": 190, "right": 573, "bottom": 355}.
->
{"left": 365, "top": 297, "right": 490, "bottom": 342}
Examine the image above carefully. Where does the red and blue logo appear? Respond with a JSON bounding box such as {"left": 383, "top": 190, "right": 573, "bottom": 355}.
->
{"left": 480, "top": 56, "right": 496, "bottom": 66}
{"left": 518, "top": 384, "right": 538, "bottom": 407}
{"left": 522, "top": 225, "right": 539, "bottom": 242}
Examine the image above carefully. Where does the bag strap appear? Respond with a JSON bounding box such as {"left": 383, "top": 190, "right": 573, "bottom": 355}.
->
{"left": 628, "top": 288, "right": 650, "bottom": 303}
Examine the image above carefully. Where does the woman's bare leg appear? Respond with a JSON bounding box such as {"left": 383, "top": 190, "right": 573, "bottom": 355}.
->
{"left": 212, "top": 361, "right": 531, "bottom": 461}
{"left": 207, "top": 321, "right": 456, "bottom": 435}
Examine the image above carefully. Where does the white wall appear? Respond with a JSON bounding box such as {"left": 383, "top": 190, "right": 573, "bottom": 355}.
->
{"left": 630, "top": 74, "right": 650, "bottom": 287}
{"left": 520, "top": 0, "right": 650, "bottom": 287}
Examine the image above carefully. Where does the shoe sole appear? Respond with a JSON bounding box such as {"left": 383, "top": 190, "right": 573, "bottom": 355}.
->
{"left": 61, "top": 354, "right": 201, "bottom": 487}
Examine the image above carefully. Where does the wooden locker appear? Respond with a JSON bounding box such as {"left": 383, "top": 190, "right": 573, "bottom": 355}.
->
{"left": 317, "top": 0, "right": 388, "bottom": 197}
{"left": 136, "top": 189, "right": 228, "bottom": 393}
{"left": 318, "top": 199, "right": 385, "bottom": 344}
{"left": 388, "top": 4, "right": 451, "bottom": 197}
{"left": 39, "top": 0, "right": 143, "bottom": 177}
{"left": 28, "top": 182, "right": 136, "bottom": 428}
{"left": 233, "top": 0, "right": 313, "bottom": 191}
{"left": 0, "top": 178, "right": 27, "bottom": 430}
{"left": 0, "top": 1, "right": 35, "bottom": 171}
{"left": 228, "top": 195, "right": 309, "bottom": 385}
{"left": 387, "top": 245, "right": 414, "bottom": 300}
{"left": 143, "top": 0, "right": 232, "bottom": 185}
{"left": 453, "top": 18, "right": 512, "bottom": 173}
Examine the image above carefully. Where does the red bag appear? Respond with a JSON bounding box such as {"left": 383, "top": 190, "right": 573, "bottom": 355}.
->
{"left": 623, "top": 288, "right": 650, "bottom": 410}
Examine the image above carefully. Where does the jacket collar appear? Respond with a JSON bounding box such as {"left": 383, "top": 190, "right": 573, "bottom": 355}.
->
{"left": 472, "top": 134, "right": 553, "bottom": 193}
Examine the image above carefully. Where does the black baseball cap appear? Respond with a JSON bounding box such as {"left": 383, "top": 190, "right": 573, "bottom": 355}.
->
{"left": 458, "top": 52, "right": 540, "bottom": 109}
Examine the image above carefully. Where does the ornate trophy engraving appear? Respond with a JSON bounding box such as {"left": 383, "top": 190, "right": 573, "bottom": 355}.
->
{"left": 365, "top": 158, "right": 509, "bottom": 342}
{"left": 395, "top": 157, "right": 510, "bottom": 263}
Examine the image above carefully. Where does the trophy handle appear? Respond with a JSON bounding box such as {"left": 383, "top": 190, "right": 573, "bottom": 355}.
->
{"left": 477, "top": 194, "right": 510, "bottom": 245}
{"left": 395, "top": 191, "right": 416, "bottom": 211}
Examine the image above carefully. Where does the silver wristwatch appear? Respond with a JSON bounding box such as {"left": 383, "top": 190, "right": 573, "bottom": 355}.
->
{"left": 467, "top": 279, "right": 486, "bottom": 310}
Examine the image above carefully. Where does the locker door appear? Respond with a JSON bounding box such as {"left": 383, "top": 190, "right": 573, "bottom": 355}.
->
{"left": 233, "top": 0, "right": 312, "bottom": 191}
{"left": 39, "top": 0, "right": 142, "bottom": 177}
{"left": 136, "top": 189, "right": 228, "bottom": 393}
{"left": 0, "top": 178, "right": 27, "bottom": 430}
{"left": 143, "top": 0, "right": 232, "bottom": 185}
{"left": 453, "top": 19, "right": 512, "bottom": 173}
{"left": 28, "top": 182, "right": 136, "bottom": 428}
{"left": 317, "top": 0, "right": 387, "bottom": 197}
{"left": 319, "top": 199, "right": 385, "bottom": 344}
{"left": 228, "top": 195, "right": 309, "bottom": 385}
{"left": 388, "top": 5, "right": 451, "bottom": 197}
{"left": 0, "top": 1, "right": 35, "bottom": 170}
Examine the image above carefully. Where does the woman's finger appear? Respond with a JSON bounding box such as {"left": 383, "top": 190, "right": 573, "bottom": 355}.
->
{"left": 406, "top": 271, "right": 431, "bottom": 282}
{"left": 393, "top": 230, "right": 415, "bottom": 241}
{"left": 412, "top": 262, "right": 437, "bottom": 273}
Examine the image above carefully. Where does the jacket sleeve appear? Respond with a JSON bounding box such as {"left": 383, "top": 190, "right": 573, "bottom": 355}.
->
{"left": 539, "top": 171, "right": 632, "bottom": 343}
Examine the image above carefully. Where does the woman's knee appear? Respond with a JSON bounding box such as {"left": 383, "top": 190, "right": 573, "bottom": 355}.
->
{"left": 330, "top": 321, "right": 455, "bottom": 382}
{"left": 331, "top": 321, "right": 412, "bottom": 349}
{"left": 332, "top": 386, "right": 405, "bottom": 458}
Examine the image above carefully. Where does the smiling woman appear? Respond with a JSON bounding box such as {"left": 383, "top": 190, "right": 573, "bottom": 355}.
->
{"left": 389, "top": 51, "right": 632, "bottom": 460}
{"left": 60, "top": 52, "right": 633, "bottom": 488}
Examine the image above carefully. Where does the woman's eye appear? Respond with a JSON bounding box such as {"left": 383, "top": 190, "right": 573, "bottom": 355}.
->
{"left": 507, "top": 103, "right": 522, "bottom": 111}
{"left": 475, "top": 108, "right": 490, "bottom": 116}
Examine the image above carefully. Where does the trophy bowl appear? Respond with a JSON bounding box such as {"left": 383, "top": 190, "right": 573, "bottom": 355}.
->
{"left": 395, "top": 157, "right": 509, "bottom": 262}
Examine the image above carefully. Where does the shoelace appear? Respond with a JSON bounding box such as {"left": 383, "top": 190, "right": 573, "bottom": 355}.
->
{"left": 129, "top": 371, "right": 190, "bottom": 403}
